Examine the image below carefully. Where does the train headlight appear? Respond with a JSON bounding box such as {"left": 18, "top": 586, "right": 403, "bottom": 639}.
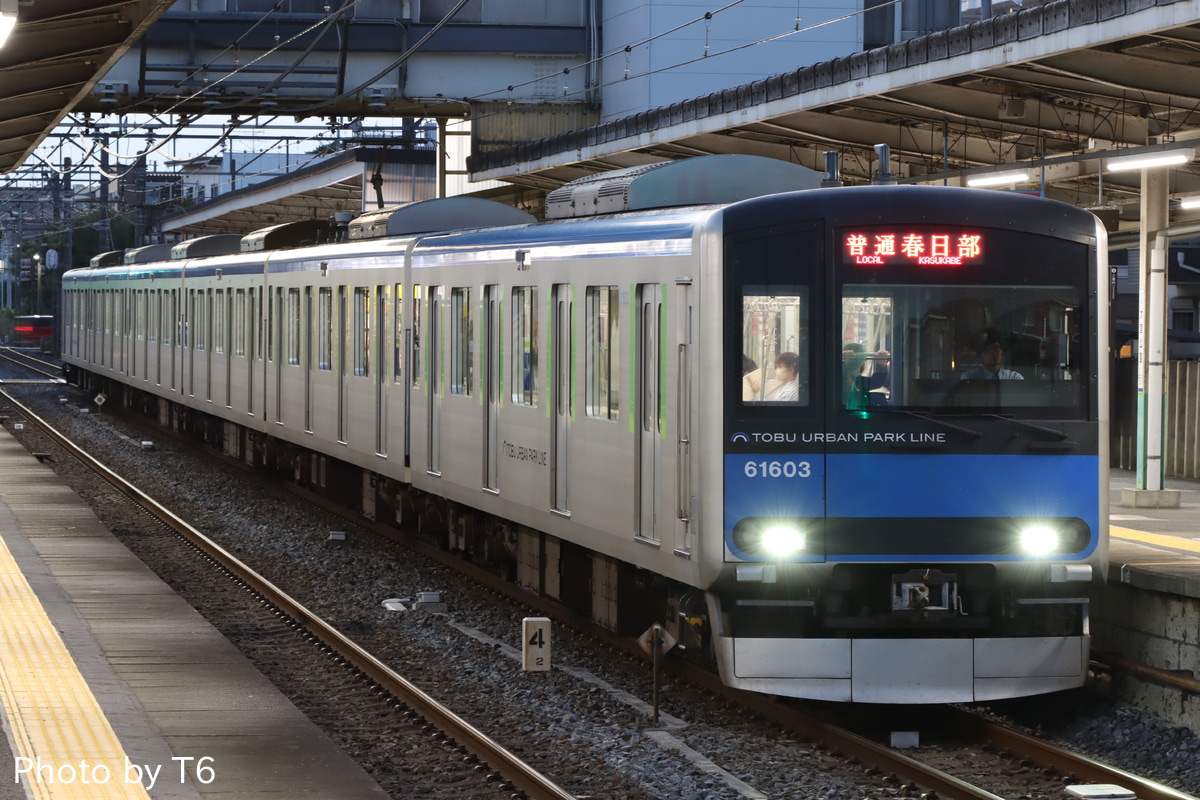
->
{"left": 1019, "top": 525, "right": 1060, "bottom": 554}
{"left": 761, "top": 525, "right": 806, "bottom": 557}
{"left": 730, "top": 517, "right": 811, "bottom": 559}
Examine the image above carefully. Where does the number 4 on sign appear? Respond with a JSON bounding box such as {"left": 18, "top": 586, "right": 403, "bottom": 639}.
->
{"left": 521, "top": 617, "right": 551, "bottom": 672}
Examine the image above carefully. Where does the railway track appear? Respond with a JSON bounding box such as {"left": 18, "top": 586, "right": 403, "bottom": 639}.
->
{"left": 0, "top": 385, "right": 576, "bottom": 800}
{"left": 3, "top": 370, "right": 1197, "bottom": 800}
{"left": 0, "top": 346, "right": 65, "bottom": 381}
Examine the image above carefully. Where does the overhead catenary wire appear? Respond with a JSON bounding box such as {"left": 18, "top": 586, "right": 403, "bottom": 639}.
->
{"left": 9, "top": 1, "right": 911, "bottom": 216}
{"left": 444, "top": 0, "right": 903, "bottom": 138}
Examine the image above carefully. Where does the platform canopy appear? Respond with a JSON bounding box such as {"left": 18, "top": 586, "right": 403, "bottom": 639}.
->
{"left": 0, "top": 0, "right": 175, "bottom": 175}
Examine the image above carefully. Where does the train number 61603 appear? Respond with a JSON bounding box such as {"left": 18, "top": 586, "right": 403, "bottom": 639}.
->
{"left": 743, "top": 460, "right": 812, "bottom": 479}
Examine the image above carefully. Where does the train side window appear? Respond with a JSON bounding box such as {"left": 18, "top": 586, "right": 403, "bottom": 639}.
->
{"left": 164, "top": 290, "right": 171, "bottom": 346}
{"left": 135, "top": 290, "right": 144, "bottom": 343}
{"left": 149, "top": 290, "right": 158, "bottom": 344}
{"left": 353, "top": 287, "right": 371, "bottom": 377}
{"left": 268, "top": 288, "right": 279, "bottom": 362}
{"left": 194, "top": 290, "right": 206, "bottom": 352}
{"left": 317, "top": 287, "right": 332, "bottom": 370}
{"left": 511, "top": 285, "right": 538, "bottom": 406}
{"left": 393, "top": 283, "right": 403, "bottom": 382}
{"left": 206, "top": 289, "right": 216, "bottom": 353}
{"left": 586, "top": 285, "right": 620, "bottom": 420}
{"left": 287, "top": 288, "right": 301, "bottom": 366}
{"left": 233, "top": 289, "right": 247, "bottom": 357}
{"left": 411, "top": 284, "right": 422, "bottom": 387}
{"left": 741, "top": 290, "right": 808, "bottom": 405}
{"left": 450, "top": 287, "right": 472, "bottom": 395}
{"left": 214, "top": 289, "right": 226, "bottom": 355}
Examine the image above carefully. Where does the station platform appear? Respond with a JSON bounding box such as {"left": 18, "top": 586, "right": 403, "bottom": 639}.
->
{"left": 1108, "top": 469, "right": 1200, "bottom": 598}
{"left": 0, "top": 427, "right": 390, "bottom": 800}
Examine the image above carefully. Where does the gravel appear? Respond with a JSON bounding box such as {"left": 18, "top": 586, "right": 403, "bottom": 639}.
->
{"left": 6, "top": 378, "right": 1200, "bottom": 800}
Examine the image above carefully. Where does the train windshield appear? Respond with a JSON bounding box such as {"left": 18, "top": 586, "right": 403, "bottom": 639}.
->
{"left": 840, "top": 282, "right": 1085, "bottom": 416}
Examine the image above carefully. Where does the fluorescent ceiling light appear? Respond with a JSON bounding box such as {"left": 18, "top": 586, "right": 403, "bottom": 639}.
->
{"left": 0, "top": 0, "right": 16, "bottom": 49}
{"left": 1181, "top": 196, "right": 1200, "bottom": 210}
{"left": 1106, "top": 147, "right": 1196, "bottom": 172}
{"left": 967, "top": 169, "right": 1031, "bottom": 187}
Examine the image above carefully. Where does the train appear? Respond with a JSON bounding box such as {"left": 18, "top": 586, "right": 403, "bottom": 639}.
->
{"left": 12, "top": 315, "right": 54, "bottom": 347}
{"left": 59, "top": 154, "right": 1108, "bottom": 703}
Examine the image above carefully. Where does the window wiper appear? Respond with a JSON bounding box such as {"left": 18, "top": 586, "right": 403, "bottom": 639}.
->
{"left": 894, "top": 409, "right": 982, "bottom": 439}
{"left": 982, "top": 414, "right": 1071, "bottom": 440}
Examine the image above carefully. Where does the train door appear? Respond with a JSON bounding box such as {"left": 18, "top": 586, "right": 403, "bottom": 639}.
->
{"left": 111, "top": 290, "right": 119, "bottom": 372}
{"left": 246, "top": 288, "right": 256, "bottom": 415}
{"left": 188, "top": 289, "right": 198, "bottom": 397}
{"left": 137, "top": 290, "right": 144, "bottom": 380}
{"left": 224, "top": 289, "right": 233, "bottom": 408}
{"left": 674, "top": 280, "right": 695, "bottom": 557}
{"left": 203, "top": 288, "right": 213, "bottom": 403}
{"left": 551, "top": 284, "right": 572, "bottom": 514}
{"left": 304, "top": 287, "right": 314, "bottom": 432}
{"left": 131, "top": 289, "right": 139, "bottom": 380}
{"left": 390, "top": 282, "right": 405, "bottom": 457}
{"left": 170, "top": 290, "right": 178, "bottom": 392}
{"left": 144, "top": 290, "right": 151, "bottom": 382}
{"left": 144, "top": 291, "right": 152, "bottom": 383}
{"left": 426, "top": 286, "right": 443, "bottom": 475}
{"left": 172, "top": 290, "right": 180, "bottom": 391}
{"left": 273, "top": 287, "right": 284, "bottom": 423}
{"left": 152, "top": 290, "right": 162, "bottom": 387}
{"left": 483, "top": 284, "right": 501, "bottom": 493}
{"left": 100, "top": 290, "right": 108, "bottom": 368}
{"left": 105, "top": 290, "right": 113, "bottom": 369}
{"left": 337, "top": 286, "right": 348, "bottom": 443}
{"left": 635, "top": 283, "right": 662, "bottom": 542}
{"left": 408, "top": 284, "right": 421, "bottom": 464}
{"left": 375, "top": 284, "right": 388, "bottom": 456}
{"left": 117, "top": 289, "right": 126, "bottom": 375}
{"left": 147, "top": 290, "right": 154, "bottom": 382}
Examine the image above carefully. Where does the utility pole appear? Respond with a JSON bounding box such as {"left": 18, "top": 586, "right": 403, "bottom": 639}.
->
{"left": 55, "top": 158, "right": 72, "bottom": 355}
{"left": 133, "top": 153, "right": 146, "bottom": 247}
{"left": 98, "top": 137, "right": 113, "bottom": 253}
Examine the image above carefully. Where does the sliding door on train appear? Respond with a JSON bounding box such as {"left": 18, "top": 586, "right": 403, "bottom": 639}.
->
{"left": 483, "top": 285, "right": 501, "bottom": 494}
{"left": 635, "top": 283, "right": 661, "bottom": 543}
{"left": 425, "top": 286, "right": 443, "bottom": 476}
{"left": 551, "top": 284, "right": 572, "bottom": 514}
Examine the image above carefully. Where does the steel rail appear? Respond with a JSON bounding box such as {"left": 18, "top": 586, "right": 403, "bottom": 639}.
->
{"left": 0, "top": 388, "right": 576, "bottom": 800}
{"left": 0, "top": 348, "right": 65, "bottom": 381}
{"left": 943, "top": 706, "right": 1199, "bottom": 800}
{"left": 289, "top": 485, "right": 1016, "bottom": 800}
{"left": 26, "top": 387, "right": 1192, "bottom": 800}
{"left": 662, "top": 659, "right": 1009, "bottom": 800}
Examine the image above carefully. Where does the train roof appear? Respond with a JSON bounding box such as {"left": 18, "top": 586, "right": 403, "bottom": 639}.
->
{"left": 63, "top": 164, "right": 1104, "bottom": 285}
{"left": 720, "top": 182, "right": 1103, "bottom": 243}
{"left": 410, "top": 205, "right": 712, "bottom": 266}
{"left": 544, "top": 154, "right": 823, "bottom": 220}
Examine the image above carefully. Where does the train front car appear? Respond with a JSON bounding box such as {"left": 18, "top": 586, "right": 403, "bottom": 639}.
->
{"left": 712, "top": 185, "right": 1107, "bottom": 703}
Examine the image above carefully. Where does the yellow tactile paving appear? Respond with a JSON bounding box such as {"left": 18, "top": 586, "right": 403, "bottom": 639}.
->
{"left": 1111, "top": 525, "right": 1200, "bottom": 555}
{"left": 0, "top": 533, "right": 152, "bottom": 800}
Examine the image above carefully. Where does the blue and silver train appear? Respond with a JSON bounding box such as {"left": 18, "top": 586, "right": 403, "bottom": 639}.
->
{"left": 60, "top": 155, "right": 1107, "bottom": 703}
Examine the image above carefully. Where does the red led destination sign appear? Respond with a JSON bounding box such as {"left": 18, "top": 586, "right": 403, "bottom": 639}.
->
{"left": 844, "top": 231, "right": 983, "bottom": 267}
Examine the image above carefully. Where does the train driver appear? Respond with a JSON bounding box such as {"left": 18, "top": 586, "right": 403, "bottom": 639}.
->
{"left": 960, "top": 328, "right": 1024, "bottom": 380}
